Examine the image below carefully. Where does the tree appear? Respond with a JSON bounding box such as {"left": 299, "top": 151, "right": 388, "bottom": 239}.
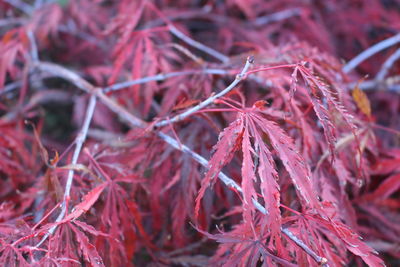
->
{"left": 0, "top": 0, "right": 399, "bottom": 266}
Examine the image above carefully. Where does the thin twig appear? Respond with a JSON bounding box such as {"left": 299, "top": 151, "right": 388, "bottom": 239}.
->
{"left": 167, "top": 43, "right": 205, "bottom": 64}
{"left": 1, "top": 80, "right": 22, "bottom": 96}
{"left": 155, "top": 56, "right": 253, "bottom": 128}
{"left": 253, "top": 8, "right": 302, "bottom": 26}
{"left": 168, "top": 24, "right": 230, "bottom": 63}
{"left": 58, "top": 24, "right": 108, "bottom": 50}
{"left": 34, "top": 61, "right": 147, "bottom": 128}
{"left": 141, "top": 7, "right": 212, "bottom": 29}
{"left": 375, "top": 48, "right": 400, "bottom": 82}
{"left": 33, "top": 62, "right": 94, "bottom": 91}
{"left": 0, "top": 73, "right": 52, "bottom": 98}
{"left": 35, "top": 94, "right": 97, "bottom": 247}
{"left": 103, "top": 69, "right": 230, "bottom": 93}
{"left": 3, "top": 0, "right": 34, "bottom": 14}
{"left": 157, "top": 132, "right": 243, "bottom": 191}
{"left": 33, "top": 0, "right": 45, "bottom": 9}
{"left": 33, "top": 60, "right": 327, "bottom": 265}
{"left": 0, "top": 18, "right": 26, "bottom": 27}
{"left": 166, "top": 237, "right": 208, "bottom": 257}
{"left": 27, "top": 30, "right": 39, "bottom": 62}
{"left": 343, "top": 33, "right": 400, "bottom": 73}
{"left": 347, "top": 77, "right": 400, "bottom": 92}
{"left": 281, "top": 227, "right": 328, "bottom": 266}
{"left": 64, "top": 95, "right": 97, "bottom": 201}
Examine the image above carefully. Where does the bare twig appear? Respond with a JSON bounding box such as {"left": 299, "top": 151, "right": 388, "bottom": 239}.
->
{"left": 33, "top": 62, "right": 94, "bottom": 91}
{"left": 103, "top": 69, "right": 230, "bottom": 93}
{"left": 253, "top": 8, "right": 302, "bottom": 26}
{"left": 3, "top": 0, "right": 34, "bottom": 14}
{"left": 375, "top": 48, "right": 400, "bottom": 82}
{"left": 34, "top": 61, "right": 147, "bottom": 128}
{"left": 141, "top": 7, "right": 212, "bottom": 29}
{"left": 0, "top": 72, "right": 52, "bottom": 98}
{"left": 0, "top": 17, "right": 26, "bottom": 27}
{"left": 35, "top": 94, "right": 97, "bottom": 247}
{"left": 64, "top": 95, "right": 97, "bottom": 201}
{"left": 58, "top": 24, "right": 107, "bottom": 50}
{"left": 157, "top": 132, "right": 243, "bottom": 191}
{"left": 154, "top": 56, "right": 253, "bottom": 128}
{"left": 33, "top": 60, "right": 327, "bottom": 265}
{"left": 166, "top": 237, "right": 207, "bottom": 257}
{"left": 33, "top": 0, "right": 45, "bottom": 9}
{"left": 0, "top": 80, "right": 23, "bottom": 96}
{"left": 281, "top": 228, "right": 328, "bottom": 266}
{"left": 167, "top": 43, "right": 205, "bottom": 64}
{"left": 343, "top": 33, "right": 400, "bottom": 73}
{"left": 168, "top": 24, "right": 229, "bottom": 63}
{"left": 27, "top": 30, "right": 39, "bottom": 62}
{"left": 347, "top": 76, "right": 400, "bottom": 92}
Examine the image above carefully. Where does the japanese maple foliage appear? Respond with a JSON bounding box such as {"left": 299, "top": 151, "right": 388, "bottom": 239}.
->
{"left": 1, "top": 0, "right": 399, "bottom": 266}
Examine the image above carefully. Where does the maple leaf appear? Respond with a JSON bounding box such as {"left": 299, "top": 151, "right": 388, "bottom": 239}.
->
{"left": 306, "top": 214, "right": 386, "bottom": 267}
{"left": 240, "top": 125, "right": 258, "bottom": 228}
{"left": 70, "top": 223, "right": 105, "bottom": 267}
{"left": 0, "top": 28, "right": 27, "bottom": 89}
{"left": 195, "top": 224, "right": 296, "bottom": 266}
{"left": 65, "top": 182, "right": 107, "bottom": 221}
{"left": 43, "top": 221, "right": 105, "bottom": 267}
{"left": 195, "top": 117, "right": 244, "bottom": 218}
{"left": 247, "top": 110, "right": 322, "bottom": 212}
{"left": 0, "top": 1, "right": 397, "bottom": 266}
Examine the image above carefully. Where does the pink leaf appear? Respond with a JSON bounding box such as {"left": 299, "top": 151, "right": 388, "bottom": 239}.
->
{"left": 195, "top": 117, "right": 244, "bottom": 218}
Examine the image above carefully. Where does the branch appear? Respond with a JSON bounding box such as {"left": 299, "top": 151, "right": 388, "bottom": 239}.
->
{"left": 281, "top": 227, "right": 328, "bottom": 266}
{"left": 64, "top": 95, "right": 97, "bottom": 200}
{"left": 33, "top": 61, "right": 147, "bottom": 129}
{"left": 33, "top": 60, "right": 328, "bottom": 266}
{"left": 375, "top": 48, "right": 400, "bottom": 82}
{"left": 0, "top": 72, "right": 52, "bottom": 98}
{"left": 58, "top": 24, "right": 107, "bottom": 50}
{"left": 347, "top": 76, "right": 400, "bottom": 92}
{"left": 33, "top": 62, "right": 94, "bottom": 91}
{"left": 35, "top": 94, "right": 97, "bottom": 247}
{"left": 0, "top": 18, "right": 26, "bottom": 27}
{"left": 343, "top": 33, "right": 400, "bottom": 73}
{"left": 253, "top": 8, "right": 302, "bottom": 26}
{"left": 27, "top": 29, "right": 39, "bottom": 62}
{"left": 103, "top": 68, "right": 231, "bottom": 93}
{"left": 3, "top": 0, "right": 34, "bottom": 14}
{"left": 168, "top": 24, "right": 230, "bottom": 63}
{"left": 154, "top": 56, "right": 253, "bottom": 128}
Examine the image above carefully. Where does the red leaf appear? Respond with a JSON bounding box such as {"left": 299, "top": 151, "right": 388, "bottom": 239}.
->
{"left": 71, "top": 223, "right": 105, "bottom": 267}
{"left": 362, "top": 173, "right": 400, "bottom": 201}
{"left": 249, "top": 111, "right": 322, "bottom": 211}
{"left": 195, "top": 117, "right": 244, "bottom": 218}
{"left": 241, "top": 126, "right": 257, "bottom": 227}
{"left": 249, "top": 116, "right": 282, "bottom": 238}
{"left": 66, "top": 183, "right": 107, "bottom": 221}
{"left": 308, "top": 215, "right": 385, "bottom": 267}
